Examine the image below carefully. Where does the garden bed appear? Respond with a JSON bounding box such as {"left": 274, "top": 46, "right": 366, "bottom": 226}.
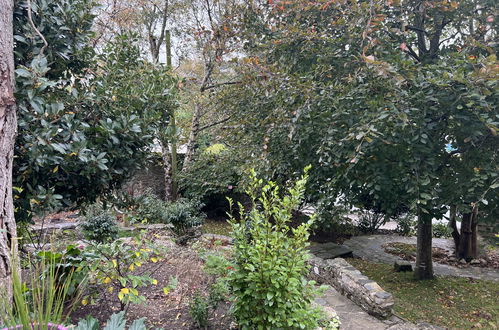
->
{"left": 383, "top": 242, "right": 499, "bottom": 269}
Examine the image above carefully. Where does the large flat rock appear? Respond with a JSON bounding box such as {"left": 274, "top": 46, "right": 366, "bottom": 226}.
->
{"left": 308, "top": 242, "right": 353, "bottom": 259}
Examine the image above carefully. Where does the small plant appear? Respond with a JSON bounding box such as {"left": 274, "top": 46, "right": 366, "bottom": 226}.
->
{"left": 80, "top": 211, "right": 119, "bottom": 243}
{"left": 433, "top": 221, "right": 452, "bottom": 238}
{"left": 228, "top": 167, "right": 325, "bottom": 329}
{"left": 357, "top": 210, "right": 388, "bottom": 233}
{"left": 82, "top": 233, "right": 166, "bottom": 310}
{"left": 189, "top": 292, "right": 210, "bottom": 329}
{"left": 75, "top": 311, "right": 147, "bottom": 330}
{"left": 395, "top": 213, "right": 416, "bottom": 236}
{"left": 0, "top": 251, "right": 82, "bottom": 329}
{"left": 164, "top": 198, "right": 205, "bottom": 235}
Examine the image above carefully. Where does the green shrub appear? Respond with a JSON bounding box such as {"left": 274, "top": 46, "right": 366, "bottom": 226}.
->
{"left": 395, "top": 214, "right": 416, "bottom": 236}
{"left": 119, "top": 193, "right": 205, "bottom": 235}
{"left": 228, "top": 167, "right": 325, "bottom": 329}
{"left": 0, "top": 252, "right": 82, "bottom": 328}
{"left": 357, "top": 211, "right": 387, "bottom": 233}
{"left": 189, "top": 292, "right": 210, "bottom": 329}
{"left": 80, "top": 212, "right": 119, "bottom": 243}
{"left": 433, "top": 222, "right": 452, "bottom": 238}
{"left": 82, "top": 233, "right": 165, "bottom": 311}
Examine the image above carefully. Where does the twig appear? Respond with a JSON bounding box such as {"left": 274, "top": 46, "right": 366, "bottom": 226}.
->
{"left": 27, "top": 0, "right": 49, "bottom": 56}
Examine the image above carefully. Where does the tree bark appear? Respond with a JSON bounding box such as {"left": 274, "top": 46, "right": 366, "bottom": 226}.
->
{"left": 160, "top": 139, "right": 173, "bottom": 202}
{"left": 449, "top": 205, "right": 460, "bottom": 252}
{"left": 457, "top": 206, "right": 479, "bottom": 260}
{"left": 0, "top": 0, "right": 18, "bottom": 300}
{"left": 182, "top": 102, "right": 201, "bottom": 171}
{"left": 414, "top": 210, "right": 433, "bottom": 280}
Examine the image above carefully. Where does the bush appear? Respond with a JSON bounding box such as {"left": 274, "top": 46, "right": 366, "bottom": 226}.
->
{"left": 228, "top": 167, "right": 325, "bottom": 329}
{"left": 313, "top": 200, "right": 358, "bottom": 236}
{"left": 80, "top": 211, "right": 119, "bottom": 243}
{"left": 125, "top": 193, "right": 205, "bottom": 235}
{"left": 189, "top": 292, "right": 210, "bottom": 329}
{"left": 433, "top": 222, "right": 452, "bottom": 238}
{"left": 395, "top": 214, "right": 416, "bottom": 236}
{"left": 357, "top": 211, "right": 388, "bottom": 233}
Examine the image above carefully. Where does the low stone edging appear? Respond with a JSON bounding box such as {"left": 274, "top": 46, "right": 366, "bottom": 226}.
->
{"left": 308, "top": 256, "right": 394, "bottom": 319}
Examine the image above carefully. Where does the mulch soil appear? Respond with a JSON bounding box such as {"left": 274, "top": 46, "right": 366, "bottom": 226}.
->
{"left": 70, "top": 237, "right": 233, "bottom": 329}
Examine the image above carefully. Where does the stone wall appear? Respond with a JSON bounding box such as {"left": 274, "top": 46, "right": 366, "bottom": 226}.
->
{"left": 308, "top": 256, "right": 394, "bottom": 319}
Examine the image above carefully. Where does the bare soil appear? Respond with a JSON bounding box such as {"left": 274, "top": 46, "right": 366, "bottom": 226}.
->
{"left": 70, "top": 237, "right": 233, "bottom": 329}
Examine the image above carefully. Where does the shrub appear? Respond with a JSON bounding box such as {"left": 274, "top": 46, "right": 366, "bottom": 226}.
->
{"left": 189, "top": 292, "right": 210, "bottom": 329}
{"left": 433, "top": 222, "right": 452, "bottom": 238}
{"left": 0, "top": 252, "right": 81, "bottom": 329}
{"left": 82, "top": 233, "right": 166, "bottom": 311}
{"left": 127, "top": 194, "right": 205, "bottom": 235}
{"left": 395, "top": 214, "right": 416, "bottom": 236}
{"left": 228, "top": 167, "right": 325, "bottom": 329}
{"left": 313, "top": 200, "right": 358, "bottom": 236}
{"left": 80, "top": 212, "right": 119, "bottom": 243}
{"left": 357, "top": 210, "right": 388, "bottom": 233}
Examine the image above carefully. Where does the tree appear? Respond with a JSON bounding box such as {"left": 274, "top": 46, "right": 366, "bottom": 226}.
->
{"left": 0, "top": 0, "right": 17, "bottom": 298}
{"left": 216, "top": 0, "right": 498, "bottom": 279}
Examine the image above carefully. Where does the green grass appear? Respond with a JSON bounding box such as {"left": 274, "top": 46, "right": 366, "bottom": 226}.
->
{"left": 202, "top": 219, "right": 232, "bottom": 236}
{"left": 348, "top": 258, "right": 499, "bottom": 329}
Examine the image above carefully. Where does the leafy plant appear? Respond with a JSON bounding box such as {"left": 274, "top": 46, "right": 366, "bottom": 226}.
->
{"left": 357, "top": 210, "right": 387, "bottom": 234}
{"left": 74, "top": 311, "right": 147, "bottom": 330}
{"left": 433, "top": 222, "right": 452, "bottom": 239}
{"left": 82, "top": 233, "right": 165, "bottom": 310}
{"left": 124, "top": 193, "right": 205, "bottom": 235}
{"left": 80, "top": 211, "right": 119, "bottom": 243}
{"left": 188, "top": 292, "right": 210, "bottom": 329}
{"left": 396, "top": 214, "right": 417, "bottom": 237}
{"left": 0, "top": 251, "right": 82, "bottom": 329}
{"left": 37, "top": 244, "right": 90, "bottom": 296}
{"left": 228, "top": 167, "right": 325, "bottom": 329}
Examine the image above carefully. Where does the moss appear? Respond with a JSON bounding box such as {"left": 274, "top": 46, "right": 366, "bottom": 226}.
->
{"left": 202, "top": 219, "right": 232, "bottom": 236}
{"left": 348, "top": 258, "right": 499, "bottom": 329}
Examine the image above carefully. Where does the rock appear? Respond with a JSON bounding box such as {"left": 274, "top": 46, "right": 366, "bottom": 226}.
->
{"left": 479, "top": 258, "right": 487, "bottom": 266}
{"left": 459, "top": 258, "right": 467, "bottom": 265}
{"left": 470, "top": 259, "right": 480, "bottom": 265}
{"left": 394, "top": 260, "right": 413, "bottom": 272}
{"left": 308, "top": 242, "right": 353, "bottom": 259}
{"left": 448, "top": 256, "right": 457, "bottom": 262}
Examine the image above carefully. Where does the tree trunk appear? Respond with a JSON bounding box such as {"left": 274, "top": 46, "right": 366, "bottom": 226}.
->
{"left": 457, "top": 206, "right": 479, "bottom": 260}
{"left": 414, "top": 210, "right": 433, "bottom": 280}
{"left": 160, "top": 139, "right": 173, "bottom": 202}
{"left": 449, "top": 205, "right": 460, "bottom": 252}
{"left": 458, "top": 212, "right": 473, "bottom": 260}
{"left": 182, "top": 103, "right": 201, "bottom": 171}
{"left": 0, "top": 0, "right": 18, "bottom": 300}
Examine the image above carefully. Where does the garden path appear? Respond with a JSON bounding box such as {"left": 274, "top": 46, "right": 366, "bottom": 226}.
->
{"left": 342, "top": 235, "right": 499, "bottom": 281}
{"left": 316, "top": 287, "right": 441, "bottom": 330}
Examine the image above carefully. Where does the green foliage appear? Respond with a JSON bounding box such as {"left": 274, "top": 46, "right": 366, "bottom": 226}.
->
{"left": 217, "top": 0, "right": 498, "bottom": 233}
{"left": 228, "top": 167, "right": 324, "bottom": 329}
{"left": 357, "top": 211, "right": 387, "bottom": 234}
{"left": 12, "top": 1, "right": 179, "bottom": 222}
{"left": 36, "top": 244, "right": 90, "bottom": 296}
{"left": 188, "top": 292, "right": 210, "bottom": 329}
{"left": 395, "top": 214, "right": 417, "bottom": 237}
{"left": 82, "top": 234, "right": 165, "bottom": 310}
{"left": 80, "top": 211, "right": 119, "bottom": 243}
{"left": 124, "top": 193, "right": 205, "bottom": 235}
{"left": 180, "top": 144, "right": 243, "bottom": 204}
{"left": 432, "top": 222, "right": 452, "bottom": 239}
{"left": 74, "top": 312, "right": 147, "bottom": 330}
{"left": 0, "top": 252, "right": 81, "bottom": 328}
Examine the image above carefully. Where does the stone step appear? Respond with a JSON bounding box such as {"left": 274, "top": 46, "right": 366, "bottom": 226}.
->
{"left": 308, "top": 242, "right": 354, "bottom": 259}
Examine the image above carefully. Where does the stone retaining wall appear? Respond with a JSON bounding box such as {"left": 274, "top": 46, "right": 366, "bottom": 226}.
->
{"left": 308, "top": 256, "right": 394, "bottom": 319}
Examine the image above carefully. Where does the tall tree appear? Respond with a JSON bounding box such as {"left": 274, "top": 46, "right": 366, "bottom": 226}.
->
{"left": 0, "top": 0, "right": 17, "bottom": 298}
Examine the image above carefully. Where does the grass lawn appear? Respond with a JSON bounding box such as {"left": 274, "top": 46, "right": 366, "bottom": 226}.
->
{"left": 348, "top": 258, "right": 499, "bottom": 329}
